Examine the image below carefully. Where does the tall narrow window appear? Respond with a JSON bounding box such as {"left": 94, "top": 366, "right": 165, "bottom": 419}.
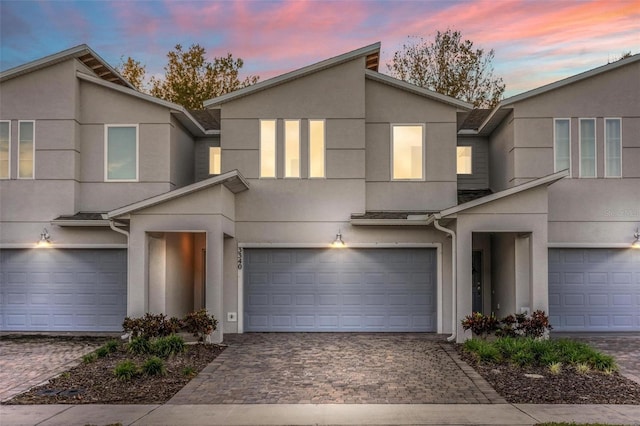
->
{"left": 0, "top": 121, "right": 9, "bottom": 179}
{"left": 309, "top": 120, "right": 325, "bottom": 178}
{"left": 260, "top": 120, "right": 276, "bottom": 178}
{"left": 605, "top": 118, "right": 621, "bottom": 178}
{"left": 579, "top": 119, "right": 596, "bottom": 177}
{"left": 18, "top": 120, "right": 34, "bottom": 179}
{"left": 554, "top": 119, "right": 570, "bottom": 173}
{"left": 105, "top": 125, "right": 138, "bottom": 181}
{"left": 284, "top": 120, "right": 300, "bottom": 178}
{"left": 209, "top": 147, "right": 221, "bottom": 175}
{"left": 392, "top": 124, "right": 423, "bottom": 180}
{"left": 456, "top": 146, "right": 472, "bottom": 174}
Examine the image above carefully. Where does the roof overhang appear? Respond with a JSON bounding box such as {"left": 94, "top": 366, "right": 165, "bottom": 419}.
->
{"left": 436, "top": 170, "right": 569, "bottom": 219}
{"left": 365, "top": 71, "right": 473, "bottom": 110}
{"left": 76, "top": 71, "right": 213, "bottom": 136}
{"left": 204, "top": 42, "right": 381, "bottom": 107}
{"left": 108, "top": 170, "right": 249, "bottom": 218}
{"left": 1, "top": 44, "right": 133, "bottom": 89}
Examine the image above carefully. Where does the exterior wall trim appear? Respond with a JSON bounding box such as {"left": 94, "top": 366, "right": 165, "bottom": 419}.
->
{"left": 0, "top": 244, "right": 128, "bottom": 249}
{"left": 548, "top": 242, "right": 636, "bottom": 248}
{"left": 236, "top": 242, "right": 443, "bottom": 334}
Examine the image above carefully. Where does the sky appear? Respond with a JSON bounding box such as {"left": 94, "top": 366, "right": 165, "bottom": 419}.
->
{"left": 1, "top": 0, "right": 638, "bottom": 98}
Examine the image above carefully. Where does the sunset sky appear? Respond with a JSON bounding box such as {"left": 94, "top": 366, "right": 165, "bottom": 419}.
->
{"left": 1, "top": 0, "right": 638, "bottom": 97}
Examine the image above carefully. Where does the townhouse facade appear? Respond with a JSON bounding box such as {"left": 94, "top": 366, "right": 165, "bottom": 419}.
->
{"left": 1, "top": 44, "right": 638, "bottom": 342}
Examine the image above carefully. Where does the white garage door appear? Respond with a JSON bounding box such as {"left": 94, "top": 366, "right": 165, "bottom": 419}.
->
{"left": 244, "top": 248, "right": 437, "bottom": 332}
{"left": 0, "top": 249, "right": 127, "bottom": 332}
{"left": 549, "top": 248, "right": 640, "bottom": 331}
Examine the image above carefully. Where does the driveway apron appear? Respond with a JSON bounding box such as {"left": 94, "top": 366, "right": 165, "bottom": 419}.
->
{"left": 169, "top": 333, "right": 505, "bottom": 404}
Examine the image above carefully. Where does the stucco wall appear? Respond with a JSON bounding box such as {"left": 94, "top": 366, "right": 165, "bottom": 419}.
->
{"left": 488, "top": 110, "right": 514, "bottom": 192}
{"left": 170, "top": 117, "right": 195, "bottom": 189}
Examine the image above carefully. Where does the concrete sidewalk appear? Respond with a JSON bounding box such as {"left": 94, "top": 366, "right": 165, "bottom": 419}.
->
{"left": 1, "top": 403, "right": 639, "bottom": 426}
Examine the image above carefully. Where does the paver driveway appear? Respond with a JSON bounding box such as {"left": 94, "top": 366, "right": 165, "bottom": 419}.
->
{"left": 169, "top": 333, "right": 505, "bottom": 404}
{"left": 0, "top": 335, "right": 106, "bottom": 402}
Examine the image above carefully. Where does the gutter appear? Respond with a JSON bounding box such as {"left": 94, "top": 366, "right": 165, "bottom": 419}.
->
{"left": 432, "top": 216, "right": 457, "bottom": 342}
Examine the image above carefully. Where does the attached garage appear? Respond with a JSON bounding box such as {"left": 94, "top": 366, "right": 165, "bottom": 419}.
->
{"left": 549, "top": 248, "right": 640, "bottom": 331}
{"left": 0, "top": 249, "right": 127, "bottom": 332}
{"left": 243, "top": 248, "right": 437, "bottom": 332}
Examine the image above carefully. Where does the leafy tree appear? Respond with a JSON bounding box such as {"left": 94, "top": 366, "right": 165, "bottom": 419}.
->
{"left": 388, "top": 30, "right": 505, "bottom": 108}
{"left": 149, "top": 44, "right": 259, "bottom": 109}
{"left": 116, "top": 56, "right": 147, "bottom": 91}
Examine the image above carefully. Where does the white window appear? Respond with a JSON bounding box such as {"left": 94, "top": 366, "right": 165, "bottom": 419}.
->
{"left": 554, "top": 118, "right": 571, "bottom": 173}
{"left": 105, "top": 125, "right": 138, "bottom": 181}
{"left": 18, "top": 120, "right": 34, "bottom": 179}
{"left": 284, "top": 120, "right": 300, "bottom": 178}
{"left": 392, "top": 124, "right": 424, "bottom": 180}
{"left": 0, "top": 121, "right": 9, "bottom": 179}
{"left": 309, "top": 120, "right": 325, "bottom": 178}
{"left": 260, "top": 120, "right": 276, "bottom": 178}
{"left": 209, "top": 147, "right": 221, "bottom": 175}
{"left": 605, "top": 118, "right": 621, "bottom": 178}
{"left": 579, "top": 118, "right": 596, "bottom": 177}
{"left": 456, "top": 146, "right": 472, "bottom": 174}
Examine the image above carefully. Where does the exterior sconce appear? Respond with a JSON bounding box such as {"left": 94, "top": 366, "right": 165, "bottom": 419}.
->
{"left": 632, "top": 228, "right": 640, "bottom": 249}
{"left": 36, "top": 228, "right": 52, "bottom": 248}
{"left": 332, "top": 229, "right": 345, "bottom": 248}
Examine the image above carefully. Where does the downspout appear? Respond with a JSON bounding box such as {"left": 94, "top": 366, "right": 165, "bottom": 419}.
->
{"left": 109, "top": 219, "right": 131, "bottom": 322}
{"left": 433, "top": 217, "right": 457, "bottom": 342}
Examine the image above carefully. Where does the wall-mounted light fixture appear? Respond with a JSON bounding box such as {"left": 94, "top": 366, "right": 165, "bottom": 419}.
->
{"left": 331, "top": 229, "right": 345, "bottom": 248}
{"left": 36, "top": 228, "right": 52, "bottom": 248}
{"left": 632, "top": 228, "right": 640, "bottom": 249}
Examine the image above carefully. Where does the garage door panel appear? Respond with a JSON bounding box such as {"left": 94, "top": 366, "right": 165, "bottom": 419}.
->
{"left": 244, "top": 248, "right": 436, "bottom": 332}
{"left": 549, "top": 248, "right": 640, "bottom": 332}
{"left": 1, "top": 249, "right": 127, "bottom": 332}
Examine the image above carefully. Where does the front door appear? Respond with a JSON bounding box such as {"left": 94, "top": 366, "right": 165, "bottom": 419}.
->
{"left": 472, "top": 250, "right": 483, "bottom": 313}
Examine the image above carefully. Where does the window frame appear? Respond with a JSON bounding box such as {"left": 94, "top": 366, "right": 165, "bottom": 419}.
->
{"left": 456, "top": 145, "right": 473, "bottom": 175}
{"left": 308, "top": 119, "right": 326, "bottom": 179}
{"left": 259, "top": 119, "right": 277, "bottom": 179}
{"left": 578, "top": 118, "right": 597, "bottom": 178}
{"left": 0, "top": 120, "right": 10, "bottom": 180}
{"left": 17, "top": 120, "right": 35, "bottom": 180}
{"left": 208, "top": 146, "right": 221, "bottom": 175}
{"left": 284, "top": 119, "right": 301, "bottom": 178}
{"left": 553, "top": 118, "right": 571, "bottom": 174}
{"left": 104, "top": 124, "right": 139, "bottom": 182}
{"left": 604, "top": 117, "right": 622, "bottom": 178}
{"left": 390, "top": 123, "right": 425, "bottom": 181}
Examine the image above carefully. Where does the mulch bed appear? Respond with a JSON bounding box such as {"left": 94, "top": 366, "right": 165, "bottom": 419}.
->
{"left": 456, "top": 345, "right": 640, "bottom": 404}
{"left": 5, "top": 342, "right": 224, "bottom": 405}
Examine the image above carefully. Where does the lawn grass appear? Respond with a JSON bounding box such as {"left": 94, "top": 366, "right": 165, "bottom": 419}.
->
{"left": 463, "top": 337, "right": 617, "bottom": 371}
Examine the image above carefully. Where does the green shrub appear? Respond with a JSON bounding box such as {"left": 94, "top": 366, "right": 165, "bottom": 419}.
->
{"left": 512, "top": 349, "right": 535, "bottom": 366}
{"left": 152, "top": 334, "right": 186, "bottom": 358}
{"left": 463, "top": 338, "right": 500, "bottom": 363}
{"left": 104, "top": 339, "right": 119, "bottom": 353}
{"left": 548, "top": 362, "right": 562, "bottom": 375}
{"left": 95, "top": 346, "right": 110, "bottom": 358}
{"left": 182, "top": 366, "right": 197, "bottom": 377}
{"left": 183, "top": 309, "right": 218, "bottom": 342}
{"left": 461, "top": 312, "right": 500, "bottom": 338}
{"left": 142, "top": 356, "right": 166, "bottom": 376}
{"left": 82, "top": 353, "right": 98, "bottom": 364}
{"left": 122, "top": 313, "right": 182, "bottom": 339}
{"left": 128, "top": 336, "right": 152, "bottom": 355}
{"left": 114, "top": 360, "right": 139, "bottom": 381}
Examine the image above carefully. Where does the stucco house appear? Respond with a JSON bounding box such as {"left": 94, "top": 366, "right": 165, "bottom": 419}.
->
{"left": 1, "top": 43, "right": 638, "bottom": 342}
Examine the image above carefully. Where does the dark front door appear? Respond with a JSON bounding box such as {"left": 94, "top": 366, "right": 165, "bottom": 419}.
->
{"left": 472, "top": 250, "right": 483, "bottom": 313}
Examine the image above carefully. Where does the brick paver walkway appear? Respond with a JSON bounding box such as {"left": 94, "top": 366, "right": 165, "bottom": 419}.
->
{"left": 169, "top": 333, "right": 505, "bottom": 404}
{"left": 0, "top": 336, "right": 106, "bottom": 402}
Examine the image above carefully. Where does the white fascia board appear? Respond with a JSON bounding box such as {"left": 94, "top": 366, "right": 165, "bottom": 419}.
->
{"left": 76, "top": 72, "right": 207, "bottom": 136}
{"left": 438, "top": 170, "right": 569, "bottom": 218}
{"left": 350, "top": 219, "right": 433, "bottom": 226}
{"left": 108, "top": 170, "right": 249, "bottom": 218}
{"left": 501, "top": 54, "right": 640, "bottom": 106}
{"left": 364, "top": 71, "right": 473, "bottom": 110}
{"left": 50, "top": 220, "right": 111, "bottom": 227}
{"left": 204, "top": 42, "right": 381, "bottom": 107}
